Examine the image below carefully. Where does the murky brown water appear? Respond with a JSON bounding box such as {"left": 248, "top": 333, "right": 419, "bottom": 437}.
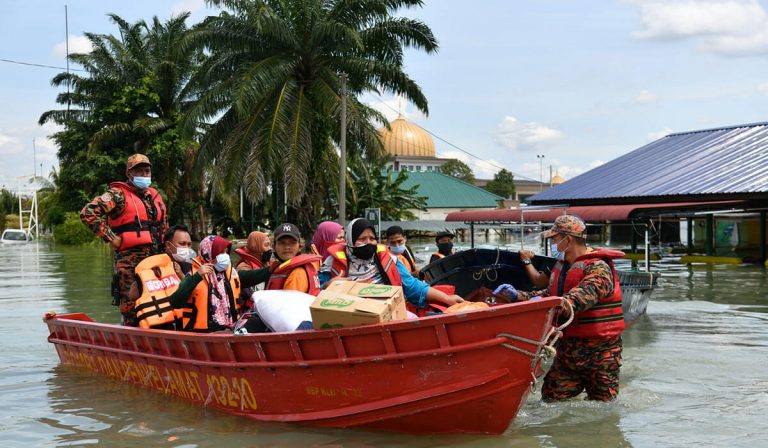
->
{"left": 1, "top": 242, "right": 767, "bottom": 447}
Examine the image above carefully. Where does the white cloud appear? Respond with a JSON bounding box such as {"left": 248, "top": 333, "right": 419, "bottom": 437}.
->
{"left": 367, "top": 94, "right": 426, "bottom": 124}
{"left": 633, "top": 89, "right": 659, "bottom": 103}
{"left": 493, "top": 116, "right": 564, "bottom": 152}
{"left": 648, "top": 127, "right": 674, "bottom": 141}
{"left": 629, "top": 0, "right": 768, "bottom": 56}
{"left": 437, "top": 150, "right": 503, "bottom": 179}
{"left": 757, "top": 82, "right": 768, "bottom": 94}
{"left": 52, "top": 35, "right": 93, "bottom": 58}
{"left": 0, "top": 122, "right": 61, "bottom": 183}
{"left": 172, "top": 0, "right": 206, "bottom": 16}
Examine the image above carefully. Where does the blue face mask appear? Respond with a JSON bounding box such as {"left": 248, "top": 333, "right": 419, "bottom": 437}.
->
{"left": 389, "top": 245, "right": 406, "bottom": 255}
{"left": 132, "top": 176, "right": 151, "bottom": 189}
{"left": 551, "top": 237, "right": 568, "bottom": 260}
{"left": 214, "top": 253, "right": 231, "bottom": 272}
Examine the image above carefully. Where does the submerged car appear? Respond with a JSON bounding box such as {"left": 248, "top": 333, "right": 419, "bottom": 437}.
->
{"left": 0, "top": 229, "right": 29, "bottom": 244}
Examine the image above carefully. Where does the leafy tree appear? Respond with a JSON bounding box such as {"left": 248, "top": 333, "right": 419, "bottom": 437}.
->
{"left": 347, "top": 155, "right": 427, "bottom": 221}
{"left": 185, "top": 0, "right": 438, "bottom": 231}
{"left": 485, "top": 168, "right": 515, "bottom": 199}
{"left": 439, "top": 159, "right": 475, "bottom": 184}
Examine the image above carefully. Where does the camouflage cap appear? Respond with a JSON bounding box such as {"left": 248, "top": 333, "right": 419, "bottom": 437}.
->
{"left": 541, "top": 215, "right": 586, "bottom": 239}
{"left": 126, "top": 153, "right": 151, "bottom": 171}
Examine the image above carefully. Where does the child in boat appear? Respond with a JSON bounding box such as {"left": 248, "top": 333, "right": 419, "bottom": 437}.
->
{"left": 319, "top": 218, "right": 464, "bottom": 311}
{"left": 264, "top": 223, "right": 322, "bottom": 296}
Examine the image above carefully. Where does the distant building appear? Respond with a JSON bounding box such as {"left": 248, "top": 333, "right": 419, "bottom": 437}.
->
{"left": 398, "top": 171, "right": 503, "bottom": 220}
{"left": 379, "top": 117, "right": 453, "bottom": 172}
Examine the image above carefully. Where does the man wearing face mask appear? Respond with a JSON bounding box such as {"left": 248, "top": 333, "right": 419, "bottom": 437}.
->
{"left": 80, "top": 153, "right": 167, "bottom": 326}
{"left": 385, "top": 225, "right": 419, "bottom": 276}
{"left": 319, "top": 218, "right": 464, "bottom": 309}
{"left": 429, "top": 231, "right": 456, "bottom": 264}
{"left": 493, "top": 215, "right": 626, "bottom": 402}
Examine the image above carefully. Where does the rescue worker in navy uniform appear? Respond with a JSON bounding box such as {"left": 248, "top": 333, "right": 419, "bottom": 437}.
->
{"left": 80, "top": 153, "right": 168, "bottom": 326}
{"left": 493, "top": 215, "right": 625, "bottom": 401}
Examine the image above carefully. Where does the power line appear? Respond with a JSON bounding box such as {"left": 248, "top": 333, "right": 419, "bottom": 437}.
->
{"left": 374, "top": 96, "right": 539, "bottom": 182}
{"left": 0, "top": 57, "right": 85, "bottom": 72}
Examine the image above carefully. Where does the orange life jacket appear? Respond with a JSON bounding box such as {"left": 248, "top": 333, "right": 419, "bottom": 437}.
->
{"left": 326, "top": 243, "right": 402, "bottom": 286}
{"left": 107, "top": 181, "right": 166, "bottom": 251}
{"left": 235, "top": 247, "right": 265, "bottom": 269}
{"left": 265, "top": 254, "right": 322, "bottom": 295}
{"left": 550, "top": 249, "right": 625, "bottom": 339}
{"left": 133, "top": 254, "right": 184, "bottom": 329}
{"left": 181, "top": 257, "right": 242, "bottom": 331}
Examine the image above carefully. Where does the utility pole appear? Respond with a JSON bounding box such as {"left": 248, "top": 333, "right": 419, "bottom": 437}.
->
{"left": 536, "top": 154, "right": 545, "bottom": 191}
{"left": 33, "top": 139, "right": 37, "bottom": 179}
{"left": 65, "top": 5, "right": 70, "bottom": 116}
{"left": 338, "top": 73, "right": 348, "bottom": 227}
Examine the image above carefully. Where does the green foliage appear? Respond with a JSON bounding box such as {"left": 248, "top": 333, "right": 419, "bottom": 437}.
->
{"left": 439, "top": 159, "right": 475, "bottom": 184}
{"left": 54, "top": 212, "right": 97, "bottom": 245}
{"left": 485, "top": 168, "right": 516, "bottom": 199}
{"left": 348, "top": 155, "right": 427, "bottom": 221}
{"left": 0, "top": 189, "right": 18, "bottom": 215}
{"left": 4, "top": 214, "right": 20, "bottom": 230}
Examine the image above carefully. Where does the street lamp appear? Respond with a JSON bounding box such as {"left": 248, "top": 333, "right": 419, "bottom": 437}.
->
{"left": 536, "top": 154, "right": 545, "bottom": 191}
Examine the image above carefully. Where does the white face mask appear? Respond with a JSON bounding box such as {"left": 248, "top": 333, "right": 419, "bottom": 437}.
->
{"left": 214, "top": 253, "right": 231, "bottom": 272}
{"left": 172, "top": 247, "right": 196, "bottom": 263}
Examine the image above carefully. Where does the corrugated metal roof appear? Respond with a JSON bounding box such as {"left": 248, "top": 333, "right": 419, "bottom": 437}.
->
{"left": 399, "top": 171, "right": 503, "bottom": 208}
{"left": 529, "top": 122, "right": 768, "bottom": 203}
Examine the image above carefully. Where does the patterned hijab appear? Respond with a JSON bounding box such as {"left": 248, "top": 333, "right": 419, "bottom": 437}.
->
{"left": 199, "top": 235, "right": 234, "bottom": 327}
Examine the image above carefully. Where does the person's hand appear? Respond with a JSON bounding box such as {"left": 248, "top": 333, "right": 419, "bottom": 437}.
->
{"left": 109, "top": 235, "right": 122, "bottom": 250}
{"left": 197, "top": 263, "right": 214, "bottom": 277}
{"left": 447, "top": 294, "right": 465, "bottom": 305}
{"left": 492, "top": 284, "right": 518, "bottom": 300}
{"left": 519, "top": 250, "right": 534, "bottom": 262}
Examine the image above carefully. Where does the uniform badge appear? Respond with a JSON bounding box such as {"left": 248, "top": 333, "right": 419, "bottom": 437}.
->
{"left": 100, "top": 193, "right": 112, "bottom": 202}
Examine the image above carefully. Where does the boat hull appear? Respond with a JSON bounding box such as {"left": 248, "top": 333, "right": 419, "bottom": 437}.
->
{"left": 44, "top": 298, "right": 561, "bottom": 435}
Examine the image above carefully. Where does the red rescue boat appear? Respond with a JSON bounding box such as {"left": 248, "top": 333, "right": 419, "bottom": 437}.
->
{"left": 44, "top": 298, "right": 564, "bottom": 435}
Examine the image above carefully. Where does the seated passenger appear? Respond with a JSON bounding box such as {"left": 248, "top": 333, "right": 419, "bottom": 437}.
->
{"left": 385, "top": 225, "right": 419, "bottom": 276}
{"left": 177, "top": 235, "right": 270, "bottom": 332}
{"left": 310, "top": 221, "right": 344, "bottom": 260}
{"left": 429, "top": 230, "right": 457, "bottom": 263}
{"left": 236, "top": 231, "right": 272, "bottom": 270}
{"left": 319, "top": 218, "right": 464, "bottom": 310}
{"left": 265, "top": 223, "right": 322, "bottom": 295}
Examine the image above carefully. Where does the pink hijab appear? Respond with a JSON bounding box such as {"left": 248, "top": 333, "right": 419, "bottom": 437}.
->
{"left": 312, "top": 221, "right": 343, "bottom": 260}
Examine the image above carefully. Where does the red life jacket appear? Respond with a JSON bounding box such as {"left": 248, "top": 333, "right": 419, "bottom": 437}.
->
{"left": 550, "top": 249, "right": 625, "bottom": 339}
{"left": 327, "top": 243, "right": 402, "bottom": 286}
{"left": 266, "top": 254, "right": 322, "bottom": 295}
{"left": 235, "top": 247, "right": 265, "bottom": 269}
{"left": 107, "top": 181, "right": 166, "bottom": 251}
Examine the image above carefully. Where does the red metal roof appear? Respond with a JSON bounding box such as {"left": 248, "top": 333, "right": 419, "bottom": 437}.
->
{"left": 445, "top": 201, "right": 746, "bottom": 223}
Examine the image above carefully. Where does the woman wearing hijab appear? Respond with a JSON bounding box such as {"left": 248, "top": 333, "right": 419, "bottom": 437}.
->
{"left": 310, "top": 221, "right": 344, "bottom": 260}
{"left": 319, "top": 218, "right": 464, "bottom": 310}
{"left": 171, "top": 235, "right": 270, "bottom": 332}
{"left": 236, "top": 231, "right": 272, "bottom": 270}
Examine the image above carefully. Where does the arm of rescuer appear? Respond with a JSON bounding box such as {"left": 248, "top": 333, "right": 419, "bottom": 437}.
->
{"left": 80, "top": 188, "right": 125, "bottom": 250}
{"left": 519, "top": 250, "right": 550, "bottom": 289}
{"left": 237, "top": 266, "right": 271, "bottom": 289}
{"left": 163, "top": 266, "right": 270, "bottom": 309}
{"left": 516, "top": 259, "right": 614, "bottom": 314}
{"left": 395, "top": 259, "right": 464, "bottom": 308}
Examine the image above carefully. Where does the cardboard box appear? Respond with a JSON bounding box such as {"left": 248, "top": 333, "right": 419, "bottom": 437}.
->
{"left": 310, "top": 281, "right": 407, "bottom": 329}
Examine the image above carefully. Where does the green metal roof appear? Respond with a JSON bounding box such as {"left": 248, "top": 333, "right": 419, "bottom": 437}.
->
{"left": 398, "top": 171, "right": 503, "bottom": 208}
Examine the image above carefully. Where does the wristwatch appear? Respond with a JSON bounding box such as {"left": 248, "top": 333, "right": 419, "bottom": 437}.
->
{"left": 522, "top": 259, "right": 532, "bottom": 266}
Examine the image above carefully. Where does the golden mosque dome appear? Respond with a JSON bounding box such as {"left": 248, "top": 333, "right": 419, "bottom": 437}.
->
{"left": 551, "top": 173, "right": 565, "bottom": 184}
{"left": 379, "top": 117, "right": 435, "bottom": 158}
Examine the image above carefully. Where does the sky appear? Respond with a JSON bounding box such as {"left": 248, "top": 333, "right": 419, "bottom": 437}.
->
{"left": 2, "top": 0, "right": 768, "bottom": 188}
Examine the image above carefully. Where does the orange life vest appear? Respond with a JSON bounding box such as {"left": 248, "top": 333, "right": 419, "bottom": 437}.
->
{"left": 235, "top": 247, "right": 265, "bottom": 269}
{"left": 390, "top": 248, "right": 418, "bottom": 275}
{"left": 181, "top": 257, "right": 242, "bottom": 331}
{"left": 327, "top": 243, "right": 402, "bottom": 286}
{"left": 550, "top": 249, "right": 626, "bottom": 338}
{"left": 265, "top": 254, "right": 322, "bottom": 295}
{"left": 107, "top": 181, "right": 166, "bottom": 251}
{"left": 133, "top": 254, "right": 184, "bottom": 329}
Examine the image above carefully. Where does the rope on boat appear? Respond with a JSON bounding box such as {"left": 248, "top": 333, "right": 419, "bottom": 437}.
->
{"left": 472, "top": 248, "right": 501, "bottom": 282}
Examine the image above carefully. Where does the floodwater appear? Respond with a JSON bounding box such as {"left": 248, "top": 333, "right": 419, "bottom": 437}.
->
{"left": 1, "top": 241, "right": 767, "bottom": 447}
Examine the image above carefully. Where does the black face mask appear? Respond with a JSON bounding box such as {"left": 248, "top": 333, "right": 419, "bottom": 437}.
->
{"left": 437, "top": 242, "right": 454, "bottom": 255}
{"left": 260, "top": 250, "right": 273, "bottom": 264}
{"left": 351, "top": 244, "right": 377, "bottom": 260}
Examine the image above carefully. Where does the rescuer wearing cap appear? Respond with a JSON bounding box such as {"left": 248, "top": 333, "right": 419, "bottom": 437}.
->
{"left": 493, "top": 215, "right": 626, "bottom": 401}
{"left": 80, "top": 153, "right": 168, "bottom": 326}
{"left": 429, "top": 230, "right": 456, "bottom": 263}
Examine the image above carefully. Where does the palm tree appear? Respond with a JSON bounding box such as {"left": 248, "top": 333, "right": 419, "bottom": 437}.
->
{"left": 185, "top": 0, "right": 438, "bottom": 230}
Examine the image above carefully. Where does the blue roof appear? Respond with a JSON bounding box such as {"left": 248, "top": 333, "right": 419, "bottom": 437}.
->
{"left": 530, "top": 121, "right": 768, "bottom": 203}
{"left": 398, "top": 171, "right": 503, "bottom": 208}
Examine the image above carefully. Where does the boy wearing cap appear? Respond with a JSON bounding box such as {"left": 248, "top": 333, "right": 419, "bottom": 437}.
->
{"left": 80, "top": 153, "right": 168, "bottom": 326}
{"left": 385, "top": 225, "right": 419, "bottom": 276}
{"left": 265, "top": 223, "right": 322, "bottom": 295}
{"left": 493, "top": 215, "right": 625, "bottom": 402}
{"left": 429, "top": 230, "right": 456, "bottom": 263}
